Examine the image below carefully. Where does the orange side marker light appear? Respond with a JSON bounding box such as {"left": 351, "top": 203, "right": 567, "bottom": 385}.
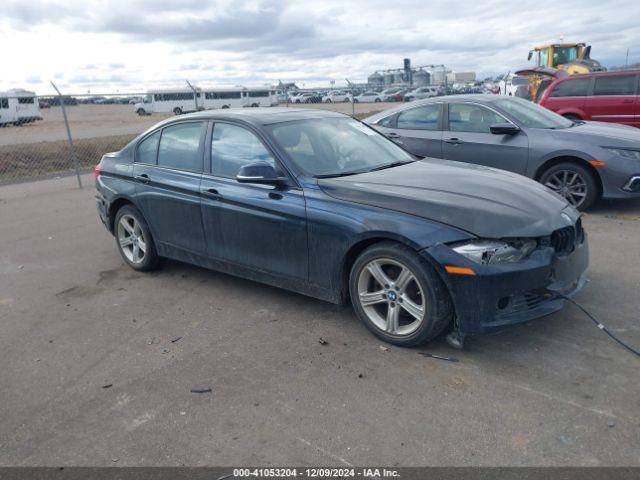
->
{"left": 588, "top": 160, "right": 606, "bottom": 167}
{"left": 445, "top": 265, "right": 476, "bottom": 276}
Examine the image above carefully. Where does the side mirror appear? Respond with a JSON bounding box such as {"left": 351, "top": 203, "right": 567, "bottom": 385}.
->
{"left": 490, "top": 123, "right": 521, "bottom": 135}
{"left": 527, "top": 51, "right": 533, "bottom": 61}
{"left": 236, "top": 161, "right": 287, "bottom": 186}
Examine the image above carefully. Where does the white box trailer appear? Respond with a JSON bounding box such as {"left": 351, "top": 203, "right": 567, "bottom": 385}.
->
{"left": 134, "top": 88, "right": 201, "bottom": 116}
{"left": 0, "top": 89, "right": 41, "bottom": 125}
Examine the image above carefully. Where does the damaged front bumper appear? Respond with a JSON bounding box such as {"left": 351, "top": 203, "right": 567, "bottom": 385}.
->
{"left": 424, "top": 235, "right": 589, "bottom": 336}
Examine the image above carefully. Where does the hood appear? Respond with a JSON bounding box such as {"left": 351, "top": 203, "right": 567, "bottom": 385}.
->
{"left": 318, "top": 159, "right": 576, "bottom": 238}
{"left": 550, "top": 121, "right": 640, "bottom": 144}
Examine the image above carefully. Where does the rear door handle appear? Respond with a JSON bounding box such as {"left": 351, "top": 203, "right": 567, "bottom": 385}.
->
{"left": 444, "top": 137, "right": 463, "bottom": 145}
{"left": 134, "top": 174, "right": 150, "bottom": 183}
{"left": 201, "top": 188, "right": 222, "bottom": 200}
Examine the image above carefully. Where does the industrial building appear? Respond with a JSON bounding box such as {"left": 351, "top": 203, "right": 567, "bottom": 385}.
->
{"left": 367, "top": 59, "right": 475, "bottom": 87}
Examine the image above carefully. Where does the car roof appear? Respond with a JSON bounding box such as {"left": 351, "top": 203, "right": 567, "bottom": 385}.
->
{"left": 362, "top": 94, "right": 501, "bottom": 123}
{"left": 154, "top": 107, "right": 348, "bottom": 128}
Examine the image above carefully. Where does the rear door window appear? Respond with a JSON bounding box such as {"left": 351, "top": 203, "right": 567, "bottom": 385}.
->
{"left": 550, "top": 78, "right": 590, "bottom": 97}
{"left": 593, "top": 75, "right": 636, "bottom": 96}
{"left": 157, "top": 122, "right": 204, "bottom": 171}
{"left": 396, "top": 104, "right": 441, "bottom": 130}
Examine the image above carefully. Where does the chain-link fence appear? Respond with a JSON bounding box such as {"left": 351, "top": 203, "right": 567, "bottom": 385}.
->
{"left": 0, "top": 85, "right": 394, "bottom": 187}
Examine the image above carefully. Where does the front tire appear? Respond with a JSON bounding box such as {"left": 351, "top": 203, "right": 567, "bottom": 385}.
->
{"left": 173, "top": 107, "right": 182, "bottom": 115}
{"left": 114, "top": 205, "right": 161, "bottom": 271}
{"left": 349, "top": 242, "right": 453, "bottom": 347}
{"left": 539, "top": 162, "right": 599, "bottom": 210}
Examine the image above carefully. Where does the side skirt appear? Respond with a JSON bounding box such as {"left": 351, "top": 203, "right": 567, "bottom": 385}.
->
{"left": 156, "top": 242, "right": 341, "bottom": 305}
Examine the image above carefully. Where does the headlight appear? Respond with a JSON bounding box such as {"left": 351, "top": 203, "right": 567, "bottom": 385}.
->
{"left": 604, "top": 147, "right": 640, "bottom": 160}
{"left": 451, "top": 239, "right": 537, "bottom": 265}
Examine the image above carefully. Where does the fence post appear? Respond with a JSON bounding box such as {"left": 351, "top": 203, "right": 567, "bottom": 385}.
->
{"left": 50, "top": 81, "right": 82, "bottom": 188}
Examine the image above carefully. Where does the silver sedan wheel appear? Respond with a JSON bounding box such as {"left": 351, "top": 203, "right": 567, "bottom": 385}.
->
{"left": 544, "top": 170, "right": 587, "bottom": 207}
{"left": 356, "top": 258, "right": 425, "bottom": 336}
{"left": 117, "top": 214, "right": 147, "bottom": 264}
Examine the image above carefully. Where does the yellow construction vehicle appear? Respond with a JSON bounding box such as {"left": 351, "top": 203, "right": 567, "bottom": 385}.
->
{"left": 517, "top": 42, "right": 605, "bottom": 101}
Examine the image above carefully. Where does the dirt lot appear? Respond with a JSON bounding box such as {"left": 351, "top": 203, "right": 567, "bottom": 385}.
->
{"left": 1, "top": 175, "right": 639, "bottom": 466}
{"left": 0, "top": 102, "right": 391, "bottom": 146}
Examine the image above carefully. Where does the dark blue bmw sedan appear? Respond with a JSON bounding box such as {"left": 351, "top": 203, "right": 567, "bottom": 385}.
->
{"left": 95, "top": 108, "right": 588, "bottom": 348}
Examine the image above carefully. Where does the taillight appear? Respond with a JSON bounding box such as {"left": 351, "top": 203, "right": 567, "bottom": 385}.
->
{"left": 94, "top": 161, "right": 102, "bottom": 179}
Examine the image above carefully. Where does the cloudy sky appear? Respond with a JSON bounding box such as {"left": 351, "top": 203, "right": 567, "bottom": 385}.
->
{"left": 2, "top": 0, "right": 640, "bottom": 94}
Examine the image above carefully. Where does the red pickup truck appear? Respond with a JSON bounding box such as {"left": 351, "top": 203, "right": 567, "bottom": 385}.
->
{"left": 537, "top": 70, "right": 640, "bottom": 127}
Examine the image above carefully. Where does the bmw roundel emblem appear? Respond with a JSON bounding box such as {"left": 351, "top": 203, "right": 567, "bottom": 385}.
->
{"left": 387, "top": 291, "right": 397, "bottom": 301}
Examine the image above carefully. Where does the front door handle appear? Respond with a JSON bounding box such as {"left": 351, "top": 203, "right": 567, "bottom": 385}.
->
{"left": 134, "top": 174, "right": 150, "bottom": 183}
{"left": 201, "top": 188, "right": 222, "bottom": 200}
{"left": 386, "top": 132, "right": 402, "bottom": 138}
{"left": 444, "top": 137, "right": 463, "bottom": 145}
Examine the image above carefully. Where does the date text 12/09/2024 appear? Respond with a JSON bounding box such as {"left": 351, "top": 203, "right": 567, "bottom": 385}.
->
{"left": 232, "top": 468, "right": 400, "bottom": 478}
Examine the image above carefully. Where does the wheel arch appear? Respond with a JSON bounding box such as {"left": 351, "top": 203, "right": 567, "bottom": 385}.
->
{"left": 339, "top": 235, "right": 426, "bottom": 304}
{"left": 107, "top": 196, "right": 137, "bottom": 233}
{"left": 534, "top": 155, "right": 603, "bottom": 198}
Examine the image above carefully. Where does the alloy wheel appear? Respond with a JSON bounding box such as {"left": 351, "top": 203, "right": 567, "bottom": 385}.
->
{"left": 117, "top": 214, "right": 147, "bottom": 264}
{"left": 544, "top": 169, "right": 588, "bottom": 207}
{"left": 356, "top": 258, "right": 425, "bottom": 336}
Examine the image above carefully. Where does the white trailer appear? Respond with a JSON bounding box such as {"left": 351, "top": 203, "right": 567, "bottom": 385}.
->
{"left": 0, "top": 89, "right": 41, "bottom": 125}
{"left": 134, "top": 88, "right": 201, "bottom": 116}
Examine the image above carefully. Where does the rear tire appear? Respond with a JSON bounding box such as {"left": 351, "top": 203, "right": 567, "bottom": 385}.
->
{"left": 349, "top": 242, "right": 453, "bottom": 347}
{"left": 539, "top": 161, "right": 599, "bottom": 210}
{"left": 136, "top": 108, "right": 146, "bottom": 116}
{"left": 114, "top": 205, "right": 161, "bottom": 272}
{"left": 173, "top": 107, "right": 182, "bottom": 115}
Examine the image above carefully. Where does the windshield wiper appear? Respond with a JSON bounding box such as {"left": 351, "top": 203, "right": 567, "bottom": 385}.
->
{"left": 314, "top": 171, "right": 362, "bottom": 179}
{"left": 367, "top": 160, "right": 415, "bottom": 172}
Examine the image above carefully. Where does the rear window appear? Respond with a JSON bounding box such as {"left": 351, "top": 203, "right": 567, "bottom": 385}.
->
{"left": 593, "top": 75, "right": 636, "bottom": 96}
{"left": 550, "top": 78, "right": 590, "bottom": 98}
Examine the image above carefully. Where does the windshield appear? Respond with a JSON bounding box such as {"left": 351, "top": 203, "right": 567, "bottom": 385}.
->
{"left": 554, "top": 46, "right": 579, "bottom": 66}
{"left": 494, "top": 97, "right": 573, "bottom": 129}
{"left": 269, "top": 118, "right": 414, "bottom": 177}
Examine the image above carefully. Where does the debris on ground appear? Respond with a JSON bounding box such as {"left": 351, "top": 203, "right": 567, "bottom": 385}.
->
{"left": 161, "top": 349, "right": 170, "bottom": 354}
{"left": 419, "top": 352, "right": 459, "bottom": 363}
{"left": 608, "top": 420, "right": 616, "bottom": 428}
{"left": 102, "top": 384, "right": 113, "bottom": 389}
{"left": 190, "top": 387, "right": 212, "bottom": 394}
{"left": 171, "top": 336, "right": 183, "bottom": 343}
{"left": 111, "top": 458, "right": 119, "bottom": 463}
{"left": 147, "top": 337, "right": 159, "bottom": 345}
{"left": 358, "top": 373, "right": 364, "bottom": 378}
{"left": 318, "top": 337, "right": 329, "bottom": 345}
{"left": 18, "top": 265, "right": 24, "bottom": 270}
{"left": 379, "top": 345, "right": 389, "bottom": 352}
